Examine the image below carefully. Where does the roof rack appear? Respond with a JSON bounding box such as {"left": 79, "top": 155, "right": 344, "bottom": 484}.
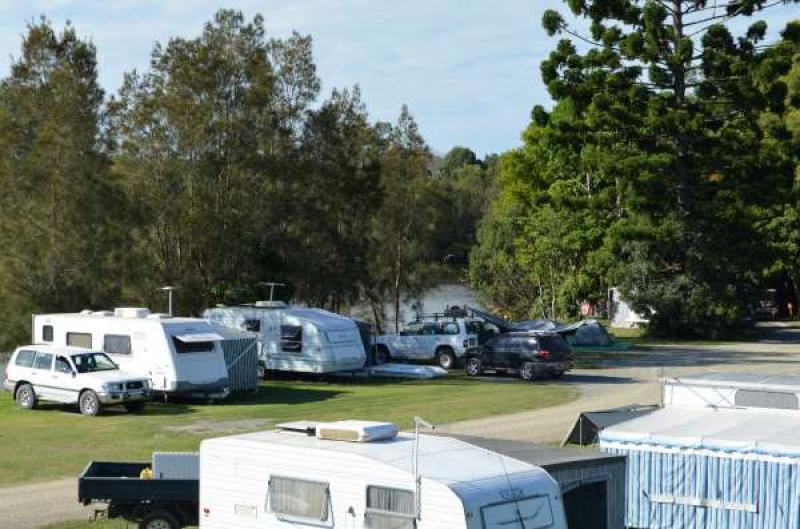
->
{"left": 411, "top": 305, "right": 481, "bottom": 323}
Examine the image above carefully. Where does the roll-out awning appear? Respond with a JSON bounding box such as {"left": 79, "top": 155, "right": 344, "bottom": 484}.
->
{"left": 173, "top": 333, "right": 224, "bottom": 343}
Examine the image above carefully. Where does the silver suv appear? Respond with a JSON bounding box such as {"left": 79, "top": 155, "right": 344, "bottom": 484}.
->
{"left": 3, "top": 345, "right": 150, "bottom": 416}
{"left": 375, "top": 318, "right": 482, "bottom": 369}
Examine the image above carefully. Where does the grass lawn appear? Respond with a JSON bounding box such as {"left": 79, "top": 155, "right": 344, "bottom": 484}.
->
{"left": 0, "top": 374, "right": 576, "bottom": 486}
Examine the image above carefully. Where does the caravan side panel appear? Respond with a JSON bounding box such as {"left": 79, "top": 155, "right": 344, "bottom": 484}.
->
{"left": 199, "top": 438, "right": 468, "bottom": 529}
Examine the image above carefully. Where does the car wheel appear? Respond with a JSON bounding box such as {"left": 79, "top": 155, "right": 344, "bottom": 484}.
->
{"left": 256, "top": 362, "right": 267, "bottom": 380}
{"left": 79, "top": 390, "right": 102, "bottom": 416}
{"left": 374, "top": 346, "right": 391, "bottom": 365}
{"left": 552, "top": 370, "right": 565, "bottom": 379}
{"left": 436, "top": 349, "right": 455, "bottom": 370}
{"left": 15, "top": 384, "right": 37, "bottom": 410}
{"left": 520, "top": 362, "right": 535, "bottom": 381}
{"left": 124, "top": 401, "right": 146, "bottom": 413}
{"left": 466, "top": 357, "right": 482, "bottom": 376}
{"left": 139, "top": 510, "right": 180, "bottom": 529}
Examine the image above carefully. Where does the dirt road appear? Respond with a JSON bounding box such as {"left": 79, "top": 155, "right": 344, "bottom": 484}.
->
{"left": 0, "top": 478, "right": 87, "bottom": 529}
{"left": 5, "top": 323, "right": 800, "bottom": 529}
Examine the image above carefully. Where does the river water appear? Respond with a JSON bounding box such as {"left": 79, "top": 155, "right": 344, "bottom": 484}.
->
{"left": 347, "top": 282, "right": 485, "bottom": 330}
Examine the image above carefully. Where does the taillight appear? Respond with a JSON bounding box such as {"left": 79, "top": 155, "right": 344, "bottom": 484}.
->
{"left": 536, "top": 349, "right": 551, "bottom": 360}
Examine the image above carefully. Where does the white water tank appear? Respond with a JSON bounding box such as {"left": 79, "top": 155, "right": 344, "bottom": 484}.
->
{"left": 152, "top": 452, "right": 199, "bottom": 480}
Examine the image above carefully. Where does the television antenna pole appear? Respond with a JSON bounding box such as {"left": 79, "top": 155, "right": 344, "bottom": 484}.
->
{"left": 413, "top": 416, "right": 436, "bottom": 520}
{"left": 258, "top": 281, "right": 286, "bottom": 302}
{"left": 160, "top": 286, "right": 176, "bottom": 316}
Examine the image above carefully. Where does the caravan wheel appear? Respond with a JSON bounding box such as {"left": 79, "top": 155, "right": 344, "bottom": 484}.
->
{"left": 257, "top": 362, "right": 267, "bottom": 380}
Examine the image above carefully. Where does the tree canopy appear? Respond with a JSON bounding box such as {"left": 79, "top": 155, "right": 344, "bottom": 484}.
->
{"left": 471, "top": 1, "right": 800, "bottom": 335}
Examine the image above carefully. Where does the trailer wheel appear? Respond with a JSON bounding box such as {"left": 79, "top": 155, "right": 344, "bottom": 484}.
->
{"left": 257, "top": 362, "right": 267, "bottom": 380}
{"left": 79, "top": 390, "right": 102, "bottom": 416}
{"left": 139, "top": 510, "right": 181, "bottom": 529}
{"left": 15, "top": 383, "right": 37, "bottom": 410}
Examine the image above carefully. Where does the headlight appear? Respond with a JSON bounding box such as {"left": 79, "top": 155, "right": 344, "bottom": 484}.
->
{"left": 104, "top": 383, "right": 124, "bottom": 392}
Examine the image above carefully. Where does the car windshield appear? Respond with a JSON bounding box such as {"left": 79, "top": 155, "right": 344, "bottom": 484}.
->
{"left": 71, "top": 352, "right": 118, "bottom": 373}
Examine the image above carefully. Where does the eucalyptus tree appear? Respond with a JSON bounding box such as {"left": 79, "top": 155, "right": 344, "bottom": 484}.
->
{"left": 0, "top": 20, "right": 128, "bottom": 349}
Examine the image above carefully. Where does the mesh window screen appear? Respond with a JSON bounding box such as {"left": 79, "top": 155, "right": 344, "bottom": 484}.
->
{"left": 268, "top": 476, "right": 329, "bottom": 521}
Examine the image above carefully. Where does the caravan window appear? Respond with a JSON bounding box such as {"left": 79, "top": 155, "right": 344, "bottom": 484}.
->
{"left": 104, "top": 335, "right": 131, "bottom": 355}
{"left": 268, "top": 476, "right": 329, "bottom": 521}
{"left": 365, "top": 486, "right": 415, "bottom": 529}
{"left": 481, "top": 495, "right": 553, "bottom": 529}
{"left": 280, "top": 325, "right": 303, "bottom": 353}
{"left": 42, "top": 325, "right": 53, "bottom": 342}
{"left": 66, "top": 332, "right": 92, "bottom": 349}
{"left": 243, "top": 319, "right": 261, "bottom": 332}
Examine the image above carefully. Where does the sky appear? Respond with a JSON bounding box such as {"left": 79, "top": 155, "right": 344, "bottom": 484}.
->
{"left": 0, "top": 1, "right": 797, "bottom": 156}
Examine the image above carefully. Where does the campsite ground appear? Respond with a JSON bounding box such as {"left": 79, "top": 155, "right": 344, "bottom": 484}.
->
{"left": 0, "top": 374, "right": 575, "bottom": 529}
{"left": 12, "top": 322, "right": 800, "bottom": 529}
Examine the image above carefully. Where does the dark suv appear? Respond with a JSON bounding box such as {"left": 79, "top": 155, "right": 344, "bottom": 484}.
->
{"left": 465, "top": 332, "right": 575, "bottom": 381}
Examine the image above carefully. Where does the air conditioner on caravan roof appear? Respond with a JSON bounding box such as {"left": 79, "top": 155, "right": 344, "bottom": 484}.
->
{"left": 316, "top": 420, "right": 399, "bottom": 442}
{"left": 114, "top": 307, "right": 151, "bottom": 318}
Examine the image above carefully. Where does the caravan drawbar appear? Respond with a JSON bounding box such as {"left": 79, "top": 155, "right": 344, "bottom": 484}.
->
{"left": 33, "top": 308, "right": 230, "bottom": 398}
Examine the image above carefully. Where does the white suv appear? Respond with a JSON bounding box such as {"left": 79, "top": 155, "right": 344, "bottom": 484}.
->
{"left": 375, "top": 318, "right": 482, "bottom": 369}
{"left": 3, "top": 345, "right": 151, "bottom": 416}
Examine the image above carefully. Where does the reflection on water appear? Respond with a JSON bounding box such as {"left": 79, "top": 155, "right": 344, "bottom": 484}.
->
{"left": 348, "top": 283, "right": 484, "bottom": 329}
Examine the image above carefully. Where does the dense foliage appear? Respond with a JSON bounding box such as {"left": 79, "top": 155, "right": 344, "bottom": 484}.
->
{"left": 471, "top": 1, "right": 800, "bottom": 336}
{"left": 0, "top": 11, "right": 494, "bottom": 348}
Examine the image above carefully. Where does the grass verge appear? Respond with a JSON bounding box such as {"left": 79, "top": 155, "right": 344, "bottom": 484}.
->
{"left": 1, "top": 374, "right": 576, "bottom": 486}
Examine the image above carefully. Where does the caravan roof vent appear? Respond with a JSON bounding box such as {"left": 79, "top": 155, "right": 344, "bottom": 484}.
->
{"left": 315, "top": 420, "right": 399, "bottom": 443}
{"left": 114, "top": 307, "right": 151, "bottom": 318}
{"left": 79, "top": 309, "right": 93, "bottom": 315}
{"left": 147, "top": 313, "right": 173, "bottom": 320}
{"left": 254, "top": 300, "right": 288, "bottom": 309}
{"left": 93, "top": 311, "right": 114, "bottom": 317}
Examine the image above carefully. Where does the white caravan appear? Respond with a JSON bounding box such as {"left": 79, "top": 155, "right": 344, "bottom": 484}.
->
{"left": 204, "top": 303, "right": 366, "bottom": 375}
{"left": 199, "top": 420, "right": 568, "bottom": 529}
{"left": 32, "top": 308, "right": 230, "bottom": 398}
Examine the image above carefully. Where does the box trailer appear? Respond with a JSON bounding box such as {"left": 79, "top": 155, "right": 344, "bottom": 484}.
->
{"left": 33, "top": 308, "right": 230, "bottom": 398}
{"left": 199, "top": 420, "right": 569, "bottom": 529}
{"left": 204, "top": 303, "right": 366, "bottom": 375}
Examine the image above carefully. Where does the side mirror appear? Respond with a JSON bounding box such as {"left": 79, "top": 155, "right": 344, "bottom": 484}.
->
{"left": 71, "top": 371, "right": 77, "bottom": 378}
